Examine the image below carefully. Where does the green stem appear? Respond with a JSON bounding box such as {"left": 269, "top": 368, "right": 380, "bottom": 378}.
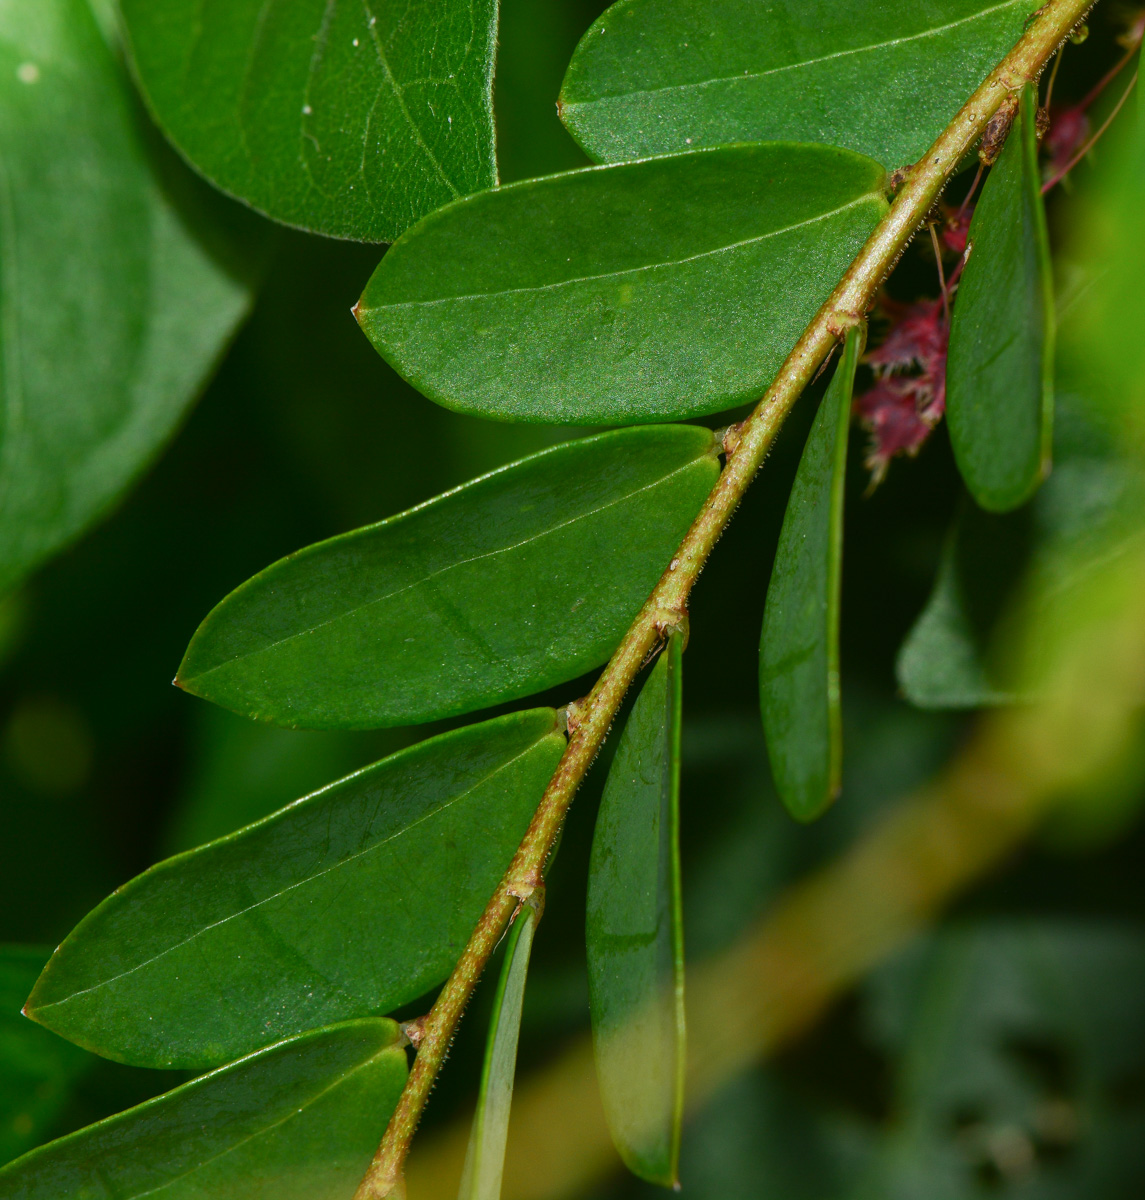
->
{"left": 352, "top": 2, "right": 1094, "bottom": 1194}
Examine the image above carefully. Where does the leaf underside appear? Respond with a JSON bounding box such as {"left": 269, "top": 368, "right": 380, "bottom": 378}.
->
{"left": 25, "top": 710, "right": 565, "bottom": 1070}
{"left": 177, "top": 425, "right": 719, "bottom": 730}
{"left": 0, "top": 0, "right": 260, "bottom": 593}
{"left": 760, "top": 328, "right": 861, "bottom": 822}
{"left": 587, "top": 632, "right": 685, "bottom": 1186}
{"left": 559, "top": 0, "right": 1043, "bottom": 168}
{"left": 0, "top": 1020, "right": 407, "bottom": 1200}
{"left": 119, "top": 0, "right": 498, "bottom": 242}
{"left": 357, "top": 143, "right": 887, "bottom": 424}
{"left": 947, "top": 84, "right": 1054, "bottom": 512}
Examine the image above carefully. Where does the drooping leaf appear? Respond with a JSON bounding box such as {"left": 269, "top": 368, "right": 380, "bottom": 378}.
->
{"left": 558, "top": 0, "right": 1042, "bottom": 168}
{"left": 25, "top": 710, "right": 564, "bottom": 1070}
{"left": 0, "top": 1019, "right": 407, "bottom": 1200}
{"left": 947, "top": 84, "right": 1054, "bottom": 512}
{"left": 177, "top": 426, "right": 720, "bottom": 730}
{"left": 356, "top": 144, "right": 887, "bottom": 423}
{"left": 0, "top": 947, "right": 93, "bottom": 1167}
{"left": 118, "top": 0, "right": 498, "bottom": 242}
{"left": 759, "top": 328, "right": 861, "bottom": 822}
{"left": 586, "top": 632, "right": 685, "bottom": 1186}
{"left": 458, "top": 898, "right": 539, "bottom": 1200}
{"left": 0, "top": 0, "right": 263, "bottom": 593}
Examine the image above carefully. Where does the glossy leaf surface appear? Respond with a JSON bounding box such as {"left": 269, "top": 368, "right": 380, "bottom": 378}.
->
{"left": 178, "top": 426, "right": 719, "bottom": 729}
{"left": 119, "top": 0, "right": 497, "bottom": 242}
{"left": 759, "top": 329, "right": 861, "bottom": 821}
{"left": 458, "top": 899, "right": 539, "bottom": 1200}
{"left": 357, "top": 144, "right": 887, "bottom": 423}
{"left": 26, "top": 710, "right": 565, "bottom": 1069}
{"left": 559, "top": 0, "right": 1042, "bottom": 168}
{"left": 948, "top": 85, "right": 1054, "bottom": 512}
{"left": 0, "top": 947, "right": 92, "bottom": 1167}
{"left": 0, "top": 0, "right": 260, "bottom": 592}
{"left": 587, "top": 633, "right": 685, "bottom": 1185}
{"left": 0, "top": 1020, "right": 407, "bottom": 1200}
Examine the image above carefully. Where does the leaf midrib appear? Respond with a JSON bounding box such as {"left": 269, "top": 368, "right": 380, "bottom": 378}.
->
{"left": 564, "top": 0, "right": 1026, "bottom": 107}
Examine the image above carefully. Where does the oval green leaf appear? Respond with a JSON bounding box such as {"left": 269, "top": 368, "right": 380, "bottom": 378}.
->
{"left": 558, "top": 0, "right": 1042, "bottom": 168}
{"left": 1, "top": 947, "right": 93, "bottom": 1167}
{"left": 947, "top": 85, "right": 1054, "bottom": 512}
{"left": 25, "top": 710, "right": 564, "bottom": 1070}
{"left": 0, "top": 1019, "right": 406, "bottom": 1200}
{"left": 458, "top": 897, "right": 539, "bottom": 1200}
{"left": 356, "top": 143, "right": 887, "bottom": 423}
{"left": 586, "top": 632, "right": 685, "bottom": 1186}
{"left": 118, "top": 0, "right": 497, "bottom": 242}
{"left": 177, "top": 426, "right": 720, "bottom": 730}
{"left": 0, "top": 0, "right": 262, "bottom": 593}
{"left": 760, "top": 328, "right": 861, "bottom": 822}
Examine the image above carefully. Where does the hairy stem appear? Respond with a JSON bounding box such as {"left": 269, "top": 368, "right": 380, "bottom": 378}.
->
{"left": 353, "top": 2, "right": 1094, "bottom": 1194}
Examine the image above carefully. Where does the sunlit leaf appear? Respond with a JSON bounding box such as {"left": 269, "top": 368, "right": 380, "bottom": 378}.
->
{"left": 458, "top": 899, "right": 539, "bottom": 1200}
{"left": 587, "top": 632, "right": 685, "bottom": 1186}
{"left": 118, "top": 0, "right": 497, "bottom": 242}
{"left": 0, "top": 0, "right": 263, "bottom": 593}
{"left": 559, "top": 0, "right": 1042, "bottom": 168}
{"left": 177, "top": 426, "right": 720, "bottom": 730}
{"left": 356, "top": 144, "right": 887, "bottom": 423}
{"left": 0, "top": 947, "right": 93, "bottom": 1167}
{"left": 26, "top": 710, "right": 564, "bottom": 1070}
{"left": 0, "top": 1019, "right": 407, "bottom": 1200}
{"left": 948, "top": 85, "right": 1054, "bottom": 512}
{"left": 759, "top": 329, "right": 861, "bottom": 822}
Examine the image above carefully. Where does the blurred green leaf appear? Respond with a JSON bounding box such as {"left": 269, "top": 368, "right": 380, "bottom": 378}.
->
{"left": 855, "top": 923, "right": 1145, "bottom": 1199}
{"left": 587, "top": 632, "right": 685, "bottom": 1186}
{"left": 948, "top": 85, "right": 1054, "bottom": 513}
{"left": 26, "top": 710, "right": 565, "bottom": 1069}
{"left": 118, "top": 0, "right": 497, "bottom": 242}
{"left": 558, "top": 0, "right": 1041, "bottom": 168}
{"left": 0, "top": 0, "right": 262, "bottom": 593}
{"left": 178, "top": 427, "right": 719, "bottom": 730}
{"left": 760, "top": 330, "right": 860, "bottom": 821}
{"left": 356, "top": 144, "right": 886, "bottom": 423}
{"left": 458, "top": 899, "right": 539, "bottom": 1200}
{"left": 0, "top": 947, "right": 93, "bottom": 1167}
{"left": 0, "top": 1019, "right": 407, "bottom": 1200}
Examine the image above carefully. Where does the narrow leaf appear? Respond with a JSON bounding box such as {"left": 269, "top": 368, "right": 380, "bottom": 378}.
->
{"left": 356, "top": 144, "right": 887, "bottom": 423}
{"left": 25, "top": 710, "right": 565, "bottom": 1070}
{"left": 177, "top": 426, "right": 720, "bottom": 730}
{"left": 586, "top": 632, "right": 685, "bottom": 1186}
{"left": 458, "top": 899, "right": 540, "bottom": 1200}
{"left": 0, "top": 1019, "right": 407, "bottom": 1200}
{"left": 0, "top": 0, "right": 263, "bottom": 592}
{"left": 559, "top": 0, "right": 1042, "bottom": 169}
{"left": 119, "top": 0, "right": 498, "bottom": 242}
{"left": 947, "top": 84, "right": 1054, "bottom": 512}
{"left": 759, "top": 328, "right": 862, "bottom": 822}
{"left": 0, "top": 947, "right": 93, "bottom": 1167}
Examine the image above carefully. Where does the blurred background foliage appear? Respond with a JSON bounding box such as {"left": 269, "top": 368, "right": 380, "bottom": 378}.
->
{"left": 2, "top": 1, "right": 1145, "bottom": 1197}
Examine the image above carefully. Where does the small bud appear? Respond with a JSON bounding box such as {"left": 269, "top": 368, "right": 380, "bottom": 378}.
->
{"left": 1069, "top": 22, "right": 1089, "bottom": 44}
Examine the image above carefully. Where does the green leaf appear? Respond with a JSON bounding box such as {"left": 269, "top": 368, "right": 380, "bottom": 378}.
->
{"left": 25, "top": 710, "right": 564, "bottom": 1070}
{"left": 0, "top": 1019, "right": 407, "bottom": 1199}
{"left": 759, "top": 328, "right": 861, "bottom": 822}
{"left": 558, "top": 0, "right": 1042, "bottom": 169}
{"left": 1, "top": 947, "right": 93, "bottom": 1167}
{"left": 586, "top": 632, "right": 685, "bottom": 1186}
{"left": 0, "top": 0, "right": 262, "bottom": 593}
{"left": 356, "top": 144, "right": 887, "bottom": 423}
{"left": 118, "top": 0, "right": 497, "bottom": 242}
{"left": 177, "top": 426, "right": 720, "bottom": 730}
{"left": 458, "top": 898, "right": 539, "bottom": 1200}
{"left": 947, "top": 85, "right": 1054, "bottom": 513}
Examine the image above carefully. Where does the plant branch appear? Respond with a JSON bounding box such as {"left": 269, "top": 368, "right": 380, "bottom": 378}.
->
{"left": 353, "top": 2, "right": 1095, "bottom": 1194}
